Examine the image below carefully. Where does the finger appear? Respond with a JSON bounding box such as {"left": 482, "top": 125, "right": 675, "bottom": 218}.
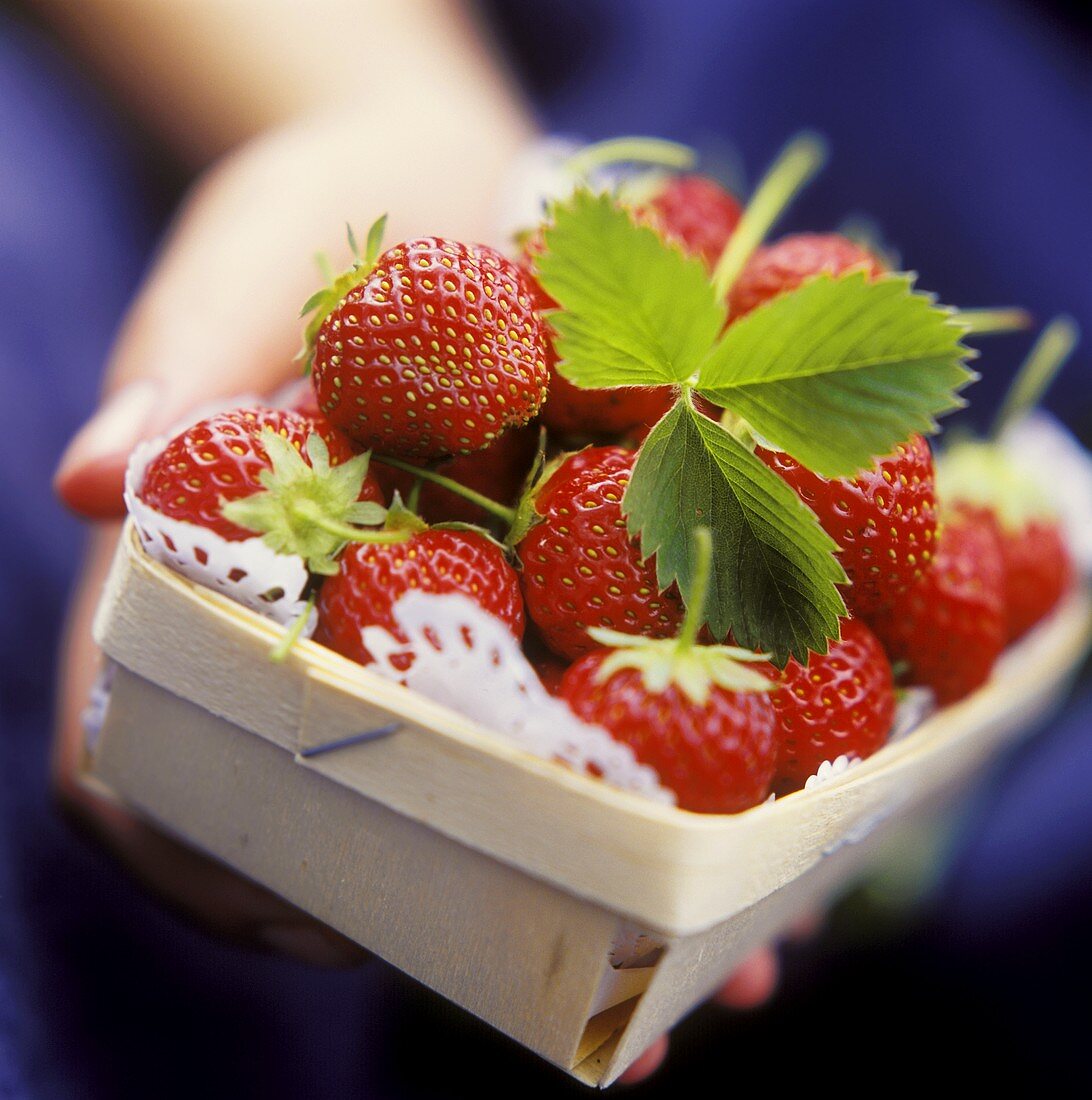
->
{"left": 712, "top": 945, "right": 779, "bottom": 1009}
{"left": 55, "top": 525, "right": 365, "bottom": 966}
{"left": 616, "top": 1034, "right": 669, "bottom": 1086}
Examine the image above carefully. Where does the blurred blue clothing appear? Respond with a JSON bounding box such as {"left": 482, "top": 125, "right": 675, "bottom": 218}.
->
{"left": 0, "top": 2, "right": 1089, "bottom": 1095}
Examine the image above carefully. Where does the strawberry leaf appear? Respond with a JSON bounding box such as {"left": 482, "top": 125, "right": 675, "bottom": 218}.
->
{"left": 534, "top": 189, "right": 725, "bottom": 388}
{"left": 696, "top": 272, "right": 976, "bottom": 478}
{"left": 624, "top": 396, "right": 847, "bottom": 663}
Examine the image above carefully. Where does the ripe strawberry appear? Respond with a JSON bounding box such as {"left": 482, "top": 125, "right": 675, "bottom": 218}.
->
{"left": 640, "top": 173, "right": 742, "bottom": 270}
{"left": 869, "top": 511, "right": 1006, "bottom": 705}
{"left": 311, "top": 237, "right": 549, "bottom": 458}
{"left": 768, "top": 618, "right": 896, "bottom": 795}
{"left": 372, "top": 423, "right": 539, "bottom": 526}
{"left": 996, "top": 516, "right": 1073, "bottom": 641}
{"left": 757, "top": 435, "right": 937, "bottom": 618}
{"left": 937, "top": 441, "right": 1074, "bottom": 643}
{"left": 315, "top": 526, "right": 524, "bottom": 668}
{"left": 140, "top": 407, "right": 383, "bottom": 542}
{"left": 519, "top": 448, "right": 684, "bottom": 660}
{"left": 560, "top": 528, "right": 776, "bottom": 813}
{"left": 540, "top": 369, "right": 676, "bottom": 438}
{"left": 728, "top": 233, "right": 884, "bottom": 320}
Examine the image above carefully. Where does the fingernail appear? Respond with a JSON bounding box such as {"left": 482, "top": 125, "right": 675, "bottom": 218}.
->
{"left": 255, "top": 923, "right": 365, "bottom": 968}
{"left": 55, "top": 379, "right": 163, "bottom": 484}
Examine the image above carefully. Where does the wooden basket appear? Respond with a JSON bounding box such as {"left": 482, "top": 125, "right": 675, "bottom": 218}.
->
{"left": 87, "top": 522, "right": 1092, "bottom": 1086}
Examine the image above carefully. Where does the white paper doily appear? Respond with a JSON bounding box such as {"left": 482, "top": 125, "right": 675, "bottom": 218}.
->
{"left": 361, "top": 590, "right": 674, "bottom": 803}
{"left": 124, "top": 432, "right": 315, "bottom": 630}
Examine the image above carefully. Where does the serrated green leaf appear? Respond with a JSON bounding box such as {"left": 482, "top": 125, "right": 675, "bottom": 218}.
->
{"left": 534, "top": 189, "right": 725, "bottom": 389}
{"left": 624, "top": 397, "right": 846, "bottom": 663}
{"left": 696, "top": 273, "right": 977, "bottom": 478}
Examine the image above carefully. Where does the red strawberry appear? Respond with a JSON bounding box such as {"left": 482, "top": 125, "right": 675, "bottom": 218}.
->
{"left": 640, "top": 173, "right": 742, "bottom": 270}
{"left": 757, "top": 435, "right": 938, "bottom": 618}
{"left": 936, "top": 442, "right": 1075, "bottom": 643}
{"left": 311, "top": 238, "right": 549, "bottom": 458}
{"left": 540, "top": 370, "right": 676, "bottom": 438}
{"left": 372, "top": 423, "right": 539, "bottom": 526}
{"left": 559, "top": 528, "right": 776, "bottom": 813}
{"left": 140, "top": 407, "right": 383, "bottom": 542}
{"left": 768, "top": 618, "right": 896, "bottom": 795}
{"left": 996, "top": 516, "right": 1073, "bottom": 641}
{"left": 728, "top": 233, "right": 884, "bottom": 320}
{"left": 316, "top": 526, "right": 525, "bottom": 668}
{"left": 519, "top": 448, "right": 684, "bottom": 660}
{"left": 870, "top": 511, "right": 1006, "bottom": 705}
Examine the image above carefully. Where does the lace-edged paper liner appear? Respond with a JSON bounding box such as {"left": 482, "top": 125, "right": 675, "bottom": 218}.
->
{"left": 361, "top": 590, "right": 676, "bottom": 803}
{"left": 123, "top": 431, "right": 315, "bottom": 631}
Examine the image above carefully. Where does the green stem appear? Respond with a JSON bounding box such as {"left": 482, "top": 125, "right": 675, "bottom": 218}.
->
{"left": 711, "top": 132, "right": 828, "bottom": 302}
{"left": 270, "top": 594, "right": 316, "bottom": 664}
{"left": 677, "top": 526, "right": 714, "bottom": 651}
{"left": 956, "top": 308, "right": 1033, "bottom": 337}
{"left": 376, "top": 456, "right": 517, "bottom": 525}
{"left": 991, "top": 316, "right": 1079, "bottom": 440}
{"left": 566, "top": 137, "right": 696, "bottom": 182}
{"left": 293, "top": 502, "right": 408, "bottom": 545}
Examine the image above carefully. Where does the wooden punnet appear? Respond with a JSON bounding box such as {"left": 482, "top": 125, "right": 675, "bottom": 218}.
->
{"left": 87, "top": 523, "right": 1092, "bottom": 1087}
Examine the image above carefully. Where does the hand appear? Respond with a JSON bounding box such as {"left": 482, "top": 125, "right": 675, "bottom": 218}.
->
{"left": 617, "top": 912, "right": 820, "bottom": 1085}
{"left": 52, "top": 20, "right": 534, "bottom": 964}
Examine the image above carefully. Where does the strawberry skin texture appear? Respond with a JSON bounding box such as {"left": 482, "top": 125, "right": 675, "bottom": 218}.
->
{"left": 758, "top": 435, "right": 938, "bottom": 618}
{"left": 768, "top": 618, "right": 896, "bottom": 794}
{"left": 315, "top": 529, "right": 525, "bottom": 667}
{"left": 520, "top": 449, "right": 684, "bottom": 660}
{"left": 956, "top": 505, "right": 1073, "bottom": 643}
{"left": 728, "top": 233, "right": 884, "bottom": 320}
{"left": 999, "top": 518, "right": 1073, "bottom": 641}
{"left": 642, "top": 174, "right": 742, "bottom": 270}
{"left": 312, "top": 238, "right": 550, "bottom": 458}
{"left": 540, "top": 365, "right": 675, "bottom": 438}
{"left": 373, "top": 423, "right": 539, "bottom": 526}
{"left": 870, "top": 512, "right": 1006, "bottom": 705}
{"left": 561, "top": 653, "right": 777, "bottom": 813}
{"left": 140, "top": 407, "right": 380, "bottom": 541}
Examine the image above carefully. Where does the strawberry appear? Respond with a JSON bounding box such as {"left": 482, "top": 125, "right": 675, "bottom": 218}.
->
{"left": 518, "top": 447, "right": 684, "bottom": 660}
{"left": 727, "top": 233, "right": 884, "bottom": 320}
{"left": 767, "top": 618, "right": 896, "bottom": 795}
{"left": 757, "top": 435, "right": 937, "bottom": 618}
{"left": 560, "top": 528, "right": 776, "bottom": 813}
{"left": 937, "top": 441, "right": 1074, "bottom": 643}
{"left": 315, "top": 521, "right": 524, "bottom": 669}
{"left": 869, "top": 510, "right": 1006, "bottom": 705}
{"left": 372, "top": 423, "right": 539, "bottom": 526}
{"left": 310, "top": 237, "right": 550, "bottom": 458}
{"left": 140, "top": 407, "right": 384, "bottom": 550}
{"left": 540, "top": 369, "right": 676, "bottom": 438}
{"left": 640, "top": 173, "right": 742, "bottom": 270}
{"left": 995, "top": 516, "right": 1073, "bottom": 641}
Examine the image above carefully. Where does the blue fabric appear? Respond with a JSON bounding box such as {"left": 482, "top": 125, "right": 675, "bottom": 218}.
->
{"left": 0, "top": 2, "right": 1089, "bottom": 1095}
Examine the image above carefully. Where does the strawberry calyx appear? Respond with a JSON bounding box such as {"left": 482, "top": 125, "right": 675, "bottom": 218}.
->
{"left": 937, "top": 440, "right": 1057, "bottom": 534}
{"left": 298, "top": 215, "right": 388, "bottom": 369}
{"left": 220, "top": 428, "right": 405, "bottom": 575}
{"left": 937, "top": 316, "right": 1079, "bottom": 533}
{"left": 587, "top": 528, "right": 773, "bottom": 706}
